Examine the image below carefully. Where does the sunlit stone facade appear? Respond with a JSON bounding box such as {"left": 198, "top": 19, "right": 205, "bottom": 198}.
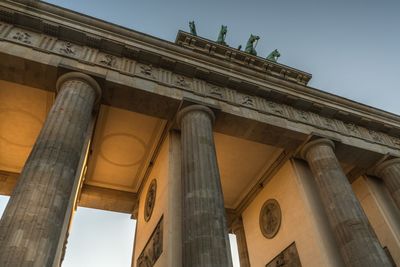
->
{"left": 0, "top": 1, "right": 399, "bottom": 266}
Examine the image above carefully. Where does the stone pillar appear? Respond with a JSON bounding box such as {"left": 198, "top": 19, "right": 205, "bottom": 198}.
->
{"left": 300, "top": 138, "right": 390, "bottom": 267}
{"left": 177, "top": 105, "right": 233, "bottom": 267}
{"left": 0, "top": 72, "right": 101, "bottom": 267}
{"left": 375, "top": 158, "right": 400, "bottom": 210}
{"left": 231, "top": 217, "right": 250, "bottom": 267}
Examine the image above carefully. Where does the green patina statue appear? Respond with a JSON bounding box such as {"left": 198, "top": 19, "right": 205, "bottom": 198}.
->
{"left": 237, "top": 45, "right": 242, "bottom": 50}
{"left": 189, "top": 21, "right": 197, "bottom": 36}
{"left": 216, "top": 25, "right": 227, "bottom": 45}
{"left": 245, "top": 34, "right": 260, "bottom": 56}
{"left": 266, "top": 49, "right": 281, "bottom": 62}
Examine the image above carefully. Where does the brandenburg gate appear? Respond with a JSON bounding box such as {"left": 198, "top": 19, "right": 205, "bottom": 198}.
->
{"left": 0, "top": 1, "right": 399, "bottom": 266}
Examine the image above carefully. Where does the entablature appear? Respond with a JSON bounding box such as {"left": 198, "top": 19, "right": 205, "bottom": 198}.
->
{"left": 1, "top": 0, "right": 400, "bottom": 156}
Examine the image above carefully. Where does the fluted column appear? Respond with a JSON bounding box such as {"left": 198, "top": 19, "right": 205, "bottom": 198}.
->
{"left": 0, "top": 72, "right": 101, "bottom": 267}
{"left": 375, "top": 158, "right": 400, "bottom": 210}
{"left": 177, "top": 105, "right": 233, "bottom": 267}
{"left": 300, "top": 138, "right": 390, "bottom": 267}
{"left": 231, "top": 217, "right": 250, "bottom": 267}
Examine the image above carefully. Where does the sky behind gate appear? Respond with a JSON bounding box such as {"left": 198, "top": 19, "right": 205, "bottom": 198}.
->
{"left": 1, "top": 0, "right": 400, "bottom": 266}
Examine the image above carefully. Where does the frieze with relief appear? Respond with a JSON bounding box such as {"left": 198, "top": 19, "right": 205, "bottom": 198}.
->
{"left": 266, "top": 242, "right": 302, "bottom": 267}
{"left": 1, "top": 22, "right": 400, "bottom": 151}
{"left": 137, "top": 216, "right": 163, "bottom": 267}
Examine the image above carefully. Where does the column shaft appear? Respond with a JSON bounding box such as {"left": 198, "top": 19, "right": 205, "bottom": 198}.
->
{"left": 0, "top": 72, "right": 100, "bottom": 266}
{"left": 301, "top": 139, "right": 390, "bottom": 267}
{"left": 375, "top": 159, "right": 400, "bottom": 210}
{"left": 178, "top": 105, "right": 232, "bottom": 267}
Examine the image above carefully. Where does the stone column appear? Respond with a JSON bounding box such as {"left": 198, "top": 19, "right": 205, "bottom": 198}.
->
{"left": 0, "top": 72, "right": 101, "bottom": 267}
{"left": 300, "top": 138, "right": 390, "bottom": 267}
{"left": 374, "top": 158, "right": 400, "bottom": 210}
{"left": 231, "top": 217, "right": 250, "bottom": 267}
{"left": 177, "top": 105, "right": 233, "bottom": 267}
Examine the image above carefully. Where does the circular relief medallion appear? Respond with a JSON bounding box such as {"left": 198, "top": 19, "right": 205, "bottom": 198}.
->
{"left": 144, "top": 179, "right": 157, "bottom": 222}
{"left": 259, "top": 198, "right": 281, "bottom": 239}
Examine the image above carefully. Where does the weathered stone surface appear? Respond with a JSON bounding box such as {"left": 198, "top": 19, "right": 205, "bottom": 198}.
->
{"left": 375, "top": 158, "right": 400, "bottom": 210}
{"left": 231, "top": 217, "right": 251, "bottom": 267}
{"left": 177, "top": 105, "right": 233, "bottom": 267}
{"left": 0, "top": 72, "right": 100, "bottom": 266}
{"left": 300, "top": 138, "right": 391, "bottom": 267}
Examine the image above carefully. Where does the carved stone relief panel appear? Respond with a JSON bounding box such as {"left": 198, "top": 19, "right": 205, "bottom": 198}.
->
{"left": 7, "top": 28, "right": 38, "bottom": 45}
{"left": 12, "top": 31, "right": 32, "bottom": 44}
{"left": 174, "top": 75, "right": 191, "bottom": 88}
{"left": 237, "top": 93, "right": 255, "bottom": 107}
{"left": 56, "top": 40, "right": 82, "bottom": 58}
{"left": 207, "top": 84, "right": 225, "bottom": 99}
{"left": 137, "top": 216, "right": 163, "bottom": 267}
{"left": 136, "top": 63, "right": 158, "bottom": 80}
{"left": 260, "top": 199, "right": 281, "bottom": 239}
{"left": 266, "top": 242, "right": 302, "bottom": 267}
{"left": 144, "top": 179, "right": 157, "bottom": 222}
{"left": 98, "top": 53, "right": 118, "bottom": 68}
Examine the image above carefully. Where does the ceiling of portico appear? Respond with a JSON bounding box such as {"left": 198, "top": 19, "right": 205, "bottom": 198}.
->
{"left": 0, "top": 80, "right": 53, "bottom": 173}
{"left": 214, "top": 133, "right": 283, "bottom": 209}
{"left": 85, "top": 105, "right": 166, "bottom": 193}
{"left": 0, "top": 79, "right": 371, "bottom": 210}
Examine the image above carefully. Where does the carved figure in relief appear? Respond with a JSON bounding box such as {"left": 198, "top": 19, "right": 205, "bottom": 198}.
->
{"left": 140, "top": 64, "right": 154, "bottom": 76}
{"left": 216, "top": 25, "right": 228, "bottom": 45}
{"left": 241, "top": 96, "right": 254, "bottom": 106}
{"left": 137, "top": 255, "right": 152, "bottom": 267}
{"left": 323, "top": 118, "right": 335, "bottom": 128}
{"left": 175, "top": 76, "right": 190, "bottom": 87}
{"left": 189, "top": 21, "right": 197, "bottom": 36}
{"left": 144, "top": 179, "right": 156, "bottom": 222}
{"left": 266, "top": 49, "right": 281, "bottom": 62}
{"left": 152, "top": 226, "right": 162, "bottom": 261}
{"left": 209, "top": 86, "right": 224, "bottom": 98}
{"left": 267, "top": 101, "right": 284, "bottom": 115}
{"left": 59, "top": 42, "right": 75, "bottom": 55}
{"left": 345, "top": 123, "right": 358, "bottom": 134}
{"left": 368, "top": 130, "right": 383, "bottom": 142}
{"left": 245, "top": 34, "right": 260, "bottom": 56}
{"left": 13, "top": 32, "right": 31, "bottom": 44}
{"left": 392, "top": 137, "right": 400, "bottom": 146}
{"left": 276, "top": 253, "right": 286, "bottom": 267}
{"left": 297, "top": 110, "right": 308, "bottom": 121}
{"left": 100, "top": 54, "right": 115, "bottom": 67}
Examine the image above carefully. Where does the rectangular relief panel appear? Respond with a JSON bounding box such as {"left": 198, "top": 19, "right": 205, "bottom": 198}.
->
{"left": 137, "top": 216, "right": 163, "bottom": 267}
{"left": 266, "top": 242, "right": 301, "bottom": 267}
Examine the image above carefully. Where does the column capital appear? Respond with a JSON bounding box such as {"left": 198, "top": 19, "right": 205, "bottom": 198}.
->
{"left": 374, "top": 158, "right": 400, "bottom": 177}
{"left": 56, "top": 72, "right": 102, "bottom": 105}
{"left": 300, "top": 138, "right": 335, "bottom": 160}
{"left": 176, "top": 104, "right": 215, "bottom": 126}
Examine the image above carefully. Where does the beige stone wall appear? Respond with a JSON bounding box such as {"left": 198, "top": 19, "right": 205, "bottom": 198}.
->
{"left": 242, "top": 160, "right": 343, "bottom": 267}
{"left": 352, "top": 176, "right": 400, "bottom": 265}
{"left": 132, "top": 132, "right": 182, "bottom": 267}
{"left": 133, "top": 136, "right": 169, "bottom": 267}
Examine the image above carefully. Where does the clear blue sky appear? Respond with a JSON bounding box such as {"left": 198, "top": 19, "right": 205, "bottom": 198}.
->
{"left": 1, "top": 0, "right": 400, "bottom": 266}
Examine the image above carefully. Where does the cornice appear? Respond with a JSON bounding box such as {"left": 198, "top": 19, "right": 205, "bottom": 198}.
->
{"left": 1, "top": 0, "right": 400, "bottom": 139}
